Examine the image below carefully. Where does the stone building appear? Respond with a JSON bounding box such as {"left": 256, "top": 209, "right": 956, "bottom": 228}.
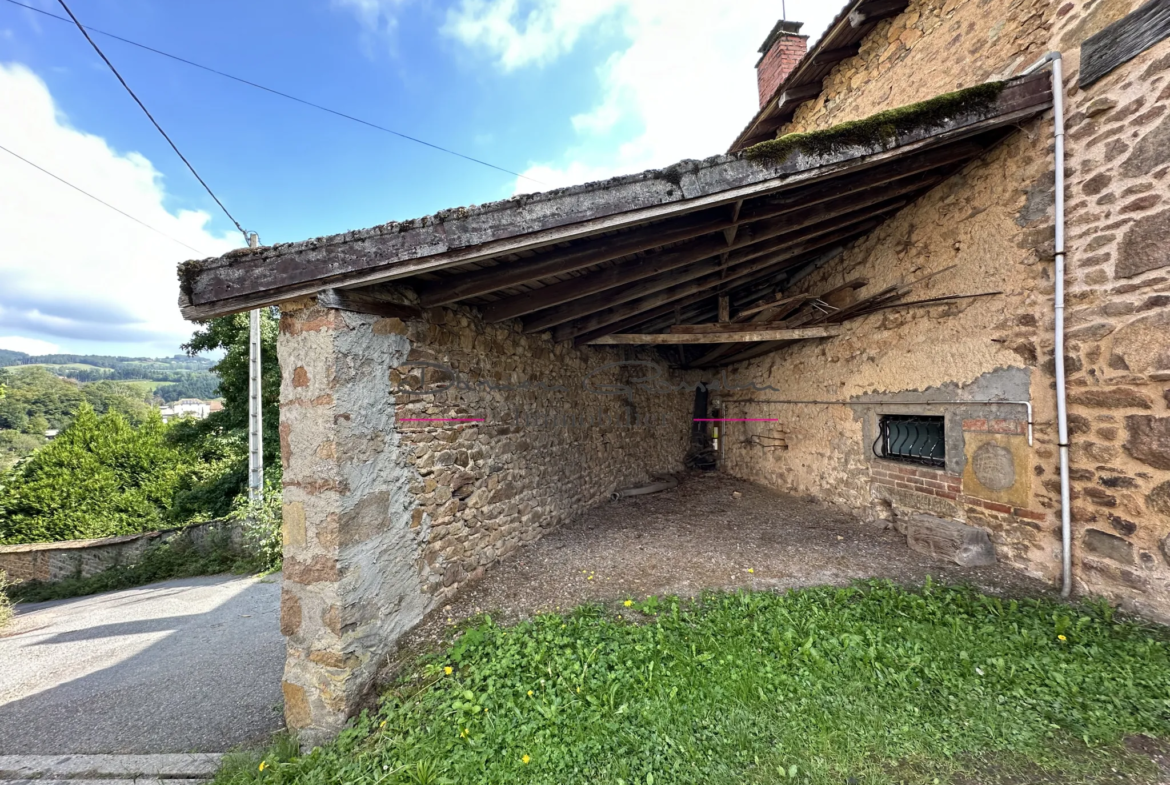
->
{"left": 178, "top": 0, "right": 1170, "bottom": 743}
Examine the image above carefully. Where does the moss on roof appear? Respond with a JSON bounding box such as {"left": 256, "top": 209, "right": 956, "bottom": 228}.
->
{"left": 742, "top": 81, "right": 1007, "bottom": 165}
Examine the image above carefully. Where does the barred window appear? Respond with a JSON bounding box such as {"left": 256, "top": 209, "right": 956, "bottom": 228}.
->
{"left": 875, "top": 415, "right": 946, "bottom": 468}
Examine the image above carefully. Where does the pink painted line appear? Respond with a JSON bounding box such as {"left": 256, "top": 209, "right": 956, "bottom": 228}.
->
{"left": 399, "top": 418, "right": 486, "bottom": 423}
{"left": 695, "top": 418, "right": 778, "bottom": 422}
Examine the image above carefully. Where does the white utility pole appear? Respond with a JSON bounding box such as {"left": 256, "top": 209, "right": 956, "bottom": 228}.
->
{"left": 247, "top": 233, "right": 263, "bottom": 502}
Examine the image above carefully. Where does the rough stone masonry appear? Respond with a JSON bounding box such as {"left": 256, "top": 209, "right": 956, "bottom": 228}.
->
{"left": 276, "top": 298, "right": 694, "bottom": 743}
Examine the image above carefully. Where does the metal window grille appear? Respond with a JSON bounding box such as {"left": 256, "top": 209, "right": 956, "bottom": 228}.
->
{"left": 875, "top": 415, "right": 946, "bottom": 468}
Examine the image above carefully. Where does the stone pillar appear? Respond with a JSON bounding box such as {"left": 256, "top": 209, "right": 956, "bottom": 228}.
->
{"left": 276, "top": 302, "right": 430, "bottom": 745}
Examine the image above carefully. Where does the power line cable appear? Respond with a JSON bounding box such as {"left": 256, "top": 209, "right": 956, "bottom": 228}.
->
{"left": 5, "top": 0, "right": 545, "bottom": 186}
{"left": 0, "top": 141, "right": 211, "bottom": 255}
{"left": 53, "top": 0, "right": 250, "bottom": 244}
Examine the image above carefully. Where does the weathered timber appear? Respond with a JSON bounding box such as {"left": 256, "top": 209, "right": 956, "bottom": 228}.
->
{"left": 438, "top": 148, "right": 976, "bottom": 310}
{"left": 416, "top": 212, "right": 731, "bottom": 306}
{"left": 178, "top": 74, "right": 1051, "bottom": 320}
{"left": 690, "top": 277, "right": 869, "bottom": 366}
{"left": 813, "top": 43, "right": 862, "bottom": 66}
{"left": 669, "top": 320, "right": 797, "bottom": 334}
{"left": 898, "top": 514, "right": 997, "bottom": 567}
{"left": 778, "top": 82, "right": 825, "bottom": 106}
{"left": 849, "top": 0, "right": 909, "bottom": 28}
{"left": 485, "top": 172, "right": 939, "bottom": 324}
{"left": 1081, "top": 0, "right": 1170, "bottom": 87}
{"left": 718, "top": 295, "right": 731, "bottom": 323}
{"left": 557, "top": 224, "right": 877, "bottom": 343}
{"left": 587, "top": 327, "right": 842, "bottom": 345}
{"left": 525, "top": 204, "right": 900, "bottom": 335}
{"left": 852, "top": 290, "right": 1003, "bottom": 316}
{"left": 316, "top": 288, "right": 423, "bottom": 319}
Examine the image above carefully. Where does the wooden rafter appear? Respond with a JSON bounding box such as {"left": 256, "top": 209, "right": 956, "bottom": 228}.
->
{"left": 524, "top": 203, "right": 901, "bottom": 336}
{"left": 587, "top": 326, "right": 842, "bottom": 345}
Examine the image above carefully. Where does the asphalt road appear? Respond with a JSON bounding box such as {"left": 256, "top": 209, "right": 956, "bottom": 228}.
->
{"left": 0, "top": 573, "right": 285, "bottom": 754}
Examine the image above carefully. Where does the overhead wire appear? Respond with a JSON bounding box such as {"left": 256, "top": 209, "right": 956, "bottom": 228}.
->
{"left": 5, "top": 0, "right": 545, "bottom": 186}
{"left": 0, "top": 141, "right": 211, "bottom": 255}
{"left": 53, "top": 0, "right": 250, "bottom": 243}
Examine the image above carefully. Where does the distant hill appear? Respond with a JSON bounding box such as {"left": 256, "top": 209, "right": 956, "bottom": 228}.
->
{"left": 0, "top": 351, "right": 219, "bottom": 403}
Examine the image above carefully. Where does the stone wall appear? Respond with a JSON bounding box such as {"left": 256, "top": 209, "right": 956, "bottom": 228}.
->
{"left": 0, "top": 520, "right": 239, "bottom": 586}
{"left": 277, "top": 296, "right": 693, "bottom": 742}
{"left": 723, "top": 0, "right": 1170, "bottom": 618}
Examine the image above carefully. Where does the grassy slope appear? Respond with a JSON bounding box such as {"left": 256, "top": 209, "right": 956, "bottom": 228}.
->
{"left": 218, "top": 583, "right": 1170, "bottom": 785}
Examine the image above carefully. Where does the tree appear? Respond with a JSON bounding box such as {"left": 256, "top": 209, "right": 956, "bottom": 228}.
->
{"left": 169, "top": 310, "right": 281, "bottom": 519}
{"left": 0, "top": 405, "right": 200, "bottom": 544}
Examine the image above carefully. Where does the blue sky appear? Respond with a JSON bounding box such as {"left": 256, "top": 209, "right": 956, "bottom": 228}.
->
{"left": 0, "top": 0, "right": 842, "bottom": 358}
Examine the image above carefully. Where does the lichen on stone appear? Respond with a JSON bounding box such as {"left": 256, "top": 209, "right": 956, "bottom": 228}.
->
{"left": 743, "top": 81, "right": 1007, "bottom": 165}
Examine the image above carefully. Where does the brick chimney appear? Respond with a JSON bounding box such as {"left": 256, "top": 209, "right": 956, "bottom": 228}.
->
{"left": 756, "top": 20, "right": 808, "bottom": 108}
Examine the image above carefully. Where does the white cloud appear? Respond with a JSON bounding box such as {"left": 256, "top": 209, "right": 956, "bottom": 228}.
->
{"left": 332, "top": 0, "right": 413, "bottom": 35}
{"left": 443, "top": 0, "right": 626, "bottom": 70}
{"left": 445, "top": 0, "right": 846, "bottom": 193}
{"left": 0, "top": 63, "right": 239, "bottom": 357}
{"left": 0, "top": 336, "right": 60, "bottom": 355}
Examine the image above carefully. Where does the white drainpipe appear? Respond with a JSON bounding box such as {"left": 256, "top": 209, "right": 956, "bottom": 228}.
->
{"left": 1022, "top": 52, "right": 1071, "bottom": 598}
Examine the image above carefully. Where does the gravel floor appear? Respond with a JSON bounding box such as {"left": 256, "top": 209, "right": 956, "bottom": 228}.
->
{"left": 399, "top": 472, "right": 1055, "bottom": 655}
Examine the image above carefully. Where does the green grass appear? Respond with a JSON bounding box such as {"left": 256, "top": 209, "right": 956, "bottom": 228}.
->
{"left": 215, "top": 582, "right": 1170, "bottom": 785}
{"left": 121, "top": 379, "right": 171, "bottom": 393}
{"left": 9, "top": 535, "right": 264, "bottom": 604}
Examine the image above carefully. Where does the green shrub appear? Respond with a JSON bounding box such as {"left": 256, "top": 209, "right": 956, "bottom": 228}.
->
{"left": 0, "top": 404, "right": 202, "bottom": 544}
{"left": 228, "top": 478, "right": 283, "bottom": 573}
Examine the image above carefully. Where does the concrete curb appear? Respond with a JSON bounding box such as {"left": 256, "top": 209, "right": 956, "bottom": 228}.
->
{"left": 0, "top": 754, "right": 223, "bottom": 780}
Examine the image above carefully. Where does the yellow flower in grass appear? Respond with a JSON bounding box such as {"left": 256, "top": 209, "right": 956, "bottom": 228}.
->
{"left": 258, "top": 761, "right": 267, "bottom": 772}
{"left": 1058, "top": 634, "right": 1067, "bottom": 642}
{"left": 522, "top": 754, "right": 531, "bottom": 765}
{"left": 379, "top": 720, "right": 386, "bottom": 729}
{"left": 623, "top": 600, "right": 634, "bottom": 607}
{"left": 444, "top": 666, "right": 454, "bottom": 675}
{"left": 527, "top": 690, "right": 534, "bottom": 697}
{"left": 747, "top": 568, "right": 755, "bottom": 574}
{"left": 461, "top": 728, "right": 470, "bottom": 739}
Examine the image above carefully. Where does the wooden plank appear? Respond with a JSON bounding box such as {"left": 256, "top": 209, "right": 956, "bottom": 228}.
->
{"left": 670, "top": 320, "right": 795, "bottom": 334}
{"left": 483, "top": 171, "right": 938, "bottom": 324}
{"left": 180, "top": 75, "right": 1051, "bottom": 319}
{"left": 556, "top": 223, "right": 879, "bottom": 343}
{"left": 416, "top": 212, "right": 731, "bottom": 306}
{"left": 778, "top": 82, "right": 824, "bottom": 105}
{"left": 849, "top": 0, "right": 908, "bottom": 28}
{"left": 850, "top": 290, "right": 1002, "bottom": 316}
{"left": 718, "top": 295, "right": 731, "bottom": 323}
{"left": 316, "top": 288, "right": 423, "bottom": 319}
{"left": 522, "top": 201, "right": 903, "bottom": 334}
{"left": 587, "top": 326, "right": 842, "bottom": 345}
{"left": 1080, "top": 0, "right": 1170, "bottom": 87}
{"left": 813, "top": 43, "right": 862, "bottom": 66}
{"left": 434, "top": 149, "right": 975, "bottom": 310}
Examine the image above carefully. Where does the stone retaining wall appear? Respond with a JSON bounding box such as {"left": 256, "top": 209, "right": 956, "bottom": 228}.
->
{"left": 276, "top": 297, "right": 694, "bottom": 743}
{"left": 0, "top": 520, "right": 239, "bottom": 586}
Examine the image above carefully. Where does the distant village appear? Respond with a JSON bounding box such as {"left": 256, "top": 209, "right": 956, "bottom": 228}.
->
{"left": 158, "top": 398, "right": 221, "bottom": 423}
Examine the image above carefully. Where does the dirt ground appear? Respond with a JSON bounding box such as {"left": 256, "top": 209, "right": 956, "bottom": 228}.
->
{"left": 400, "top": 471, "right": 1055, "bottom": 654}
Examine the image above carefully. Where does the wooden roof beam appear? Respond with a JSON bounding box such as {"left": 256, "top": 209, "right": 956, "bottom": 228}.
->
{"left": 556, "top": 222, "right": 880, "bottom": 344}
{"left": 415, "top": 211, "right": 731, "bottom": 307}
{"left": 513, "top": 176, "right": 935, "bottom": 331}
{"left": 850, "top": 0, "right": 908, "bottom": 28}
{"left": 587, "top": 326, "right": 841, "bottom": 345}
